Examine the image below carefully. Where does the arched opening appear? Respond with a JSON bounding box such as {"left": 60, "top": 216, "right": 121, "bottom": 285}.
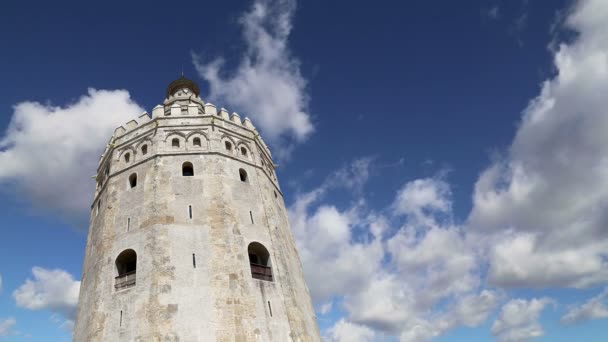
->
{"left": 193, "top": 137, "right": 201, "bottom": 147}
{"left": 248, "top": 242, "right": 273, "bottom": 281}
{"left": 239, "top": 168, "right": 248, "bottom": 182}
{"left": 141, "top": 145, "right": 148, "bottom": 155}
{"left": 129, "top": 173, "right": 137, "bottom": 188}
{"left": 240, "top": 147, "right": 248, "bottom": 157}
{"left": 225, "top": 141, "right": 232, "bottom": 151}
{"left": 124, "top": 152, "right": 130, "bottom": 163}
{"left": 182, "top": 162, "right": 194, "bottom": 176}
{"left": 115, "top": 249, "right": 137, "bottom": 290}
{"left": 172, "top": 138, "right": 180, "bottom": 148}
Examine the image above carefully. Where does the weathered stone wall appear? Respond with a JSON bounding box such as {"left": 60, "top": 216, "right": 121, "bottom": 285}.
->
{"left": 74, "top": 95, "right": 320, "bottom": 341}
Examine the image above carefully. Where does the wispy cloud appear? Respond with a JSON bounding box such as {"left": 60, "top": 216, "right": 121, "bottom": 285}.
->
{"left": 193, "top": 0, "right": 313, "bottom": 159}
{"left": 0, "top": 318, "right": 16, "bottom": 337}
{"left": 561, "top": 288, "right": 608, "bottom": 325}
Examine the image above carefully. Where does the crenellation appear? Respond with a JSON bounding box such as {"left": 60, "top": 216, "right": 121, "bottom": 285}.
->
{"left": 138, "top": 112, "right": 151, "bottom": 124}
{"left": 243, "top": 117, "right": 255, "bottom": 129}
{"left": 219, "top": 107, "right": 230, "bottom": 120}
{"left": 170, "top": 103, "right": 181, "bottom": 116}
{"left": 230, "top": 112, "right": 242, "bottom": 125}
{"left": 205, "top": 103, "right": 217, "bottom": 115}
{"left": 125, "top": 119, "right": 138, "bottom": 130}
{"left": 187, "top": 103, "right": 199, "bottom": 115}
{"left": 152, "top": 104, "right": 164, "bottom": 118}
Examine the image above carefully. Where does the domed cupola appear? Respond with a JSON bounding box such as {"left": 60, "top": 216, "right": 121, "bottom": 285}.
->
{"left": 166, "top": 75, "right": 201, "bottom": 98}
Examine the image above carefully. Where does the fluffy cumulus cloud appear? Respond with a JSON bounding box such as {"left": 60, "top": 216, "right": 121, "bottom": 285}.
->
{"left": 0, "top": 89, "right": 143, "bottom": 226}
{"left": 0, "top": 318, "right": 16, "bottom": 337}
{"left": 468, "top": 0, "right": 608, "bottom": 289}
{"left": 194, "top": 0, "right": 313, "bottom": 155}
{"left": 290, "top": 162, "right": 499, "bottom": 341}
{"left": 324, "top": 319, "right": 377, "bottom": 342}
{"left": 561, "top": 287, "right": 608, "bottom": 325}
{"left": 491, "top": 298, "right": 554, "bottom": 342}
{"left": 13, "top": 267, "right": 81, "bottom": 328}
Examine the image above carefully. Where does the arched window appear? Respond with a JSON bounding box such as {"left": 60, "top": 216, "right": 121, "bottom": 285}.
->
{"left": 182, "top": 162, "right": 194, "bottom": 176}
{"left": 124, "top": 152, "right": 130, "bottom": 163}
{"left": 193, "top": 137, "right": 201, "bottom": 147}
{"left": 115, "top": 249, "right": 137, "bottom": 290}
{"left": 248, "top": 242, "right": 273, "bottom": 281}
{"left": 225, "top": 141, "right": 232, "bottom": 151}
{"left": 141, "top": 145, "right": 148, "bottom": 155}
{"left": 239, "top": 168, "right": 248, "bottom": 182}
{"left": 129, "top": 173, "right": 137, "bottom": 188}
{"left": 241, "top": 147, "right": 248, "bottom": 157}
{"left": 172, "top": 138, "right": 180, "bottom": 148}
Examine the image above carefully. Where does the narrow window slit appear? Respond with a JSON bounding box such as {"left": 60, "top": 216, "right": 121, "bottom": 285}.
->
{"left": 268, "top": 301, "right": 273, "bottom": 317}
{"left": 250, "top": 211, "right": 254, "bottom": 224}
{"left": 193, "top": 253, "right": 196, "bottom": 268}
{"left": 127, "top": 217, "right": 131, "bottom": 231}
{"left": 120, "top": 310, "right": 123, "bottom": 327}
{"left": 189, "top": 205, "right": 193, "bottom": 219}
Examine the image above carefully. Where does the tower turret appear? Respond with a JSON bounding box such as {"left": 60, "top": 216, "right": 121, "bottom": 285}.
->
{"left": 74, "top": 77, "right": 320, "bottom": 341}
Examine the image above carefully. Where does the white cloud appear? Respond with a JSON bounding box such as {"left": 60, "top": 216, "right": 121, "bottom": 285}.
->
{"left": 0, "top": 318, "right": 16, "bottom": 337}
{"left": 491, "top": 298, "right": 553, "bottom": 342}
{"left": 469, "top": 0, "right": 608, "bottom": 289}
{"left": 0, "top": 89, "right": 143, "bottom": 226}
{"left": 324, "top": 319, "right": 377, "bottom": 342}
{"left": 13, "top": 267, "right": 81, "bottom": 322}
{"left": 194, "top": 0, "right": 313, "bottom": 156}
{"left": 392, "top": 177, "right": 451, "bottom": 225}
{"left": 561, "top": 287, "right": 608, "bottom": 325}
{"left": 290, "top": 166, "right": 496, "bottom": 340}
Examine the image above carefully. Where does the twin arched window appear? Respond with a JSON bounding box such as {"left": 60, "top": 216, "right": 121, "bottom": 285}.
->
{"left": 115, "top": 249, "right": 137, "bottom": 290}
{"left": 248, "top": 242, "right": 273, "bottom": 282}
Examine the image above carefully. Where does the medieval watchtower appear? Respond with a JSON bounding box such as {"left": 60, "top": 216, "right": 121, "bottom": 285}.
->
{"left": 73, "top": 76, "right": 320, "bottom": 341}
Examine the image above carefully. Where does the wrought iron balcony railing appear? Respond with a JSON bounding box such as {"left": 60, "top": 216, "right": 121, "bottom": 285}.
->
{"left": 250, "top": 263, "right": 273, "bottom": 282}
{"left": 115, "top": 271, "right": 136, "bottom": 290}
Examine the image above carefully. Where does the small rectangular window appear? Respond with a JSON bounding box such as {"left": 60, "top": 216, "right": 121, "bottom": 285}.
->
{"left": 189, "top": 205, "right": 193, "bottom": 219}
{"left": 250, "top": 211, "right": 254, "bottom": 224}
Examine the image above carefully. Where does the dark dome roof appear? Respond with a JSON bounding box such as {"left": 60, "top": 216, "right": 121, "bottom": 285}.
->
{"left": 166, "top": 75, "right": 201, "bottom": 97}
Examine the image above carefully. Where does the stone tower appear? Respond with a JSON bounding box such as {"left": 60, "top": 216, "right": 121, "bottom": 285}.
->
{"left": 73, "top": 76, "right": 320, "bottom": 341}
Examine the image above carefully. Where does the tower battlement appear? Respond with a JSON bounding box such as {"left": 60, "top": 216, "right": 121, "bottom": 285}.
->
{"left": 75, "top": 77, "right": 320, "bottom": 341}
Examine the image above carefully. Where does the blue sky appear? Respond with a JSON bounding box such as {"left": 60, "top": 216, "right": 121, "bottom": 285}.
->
{"left": 1, "top": 0, "right": 607, "bottom": 341}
